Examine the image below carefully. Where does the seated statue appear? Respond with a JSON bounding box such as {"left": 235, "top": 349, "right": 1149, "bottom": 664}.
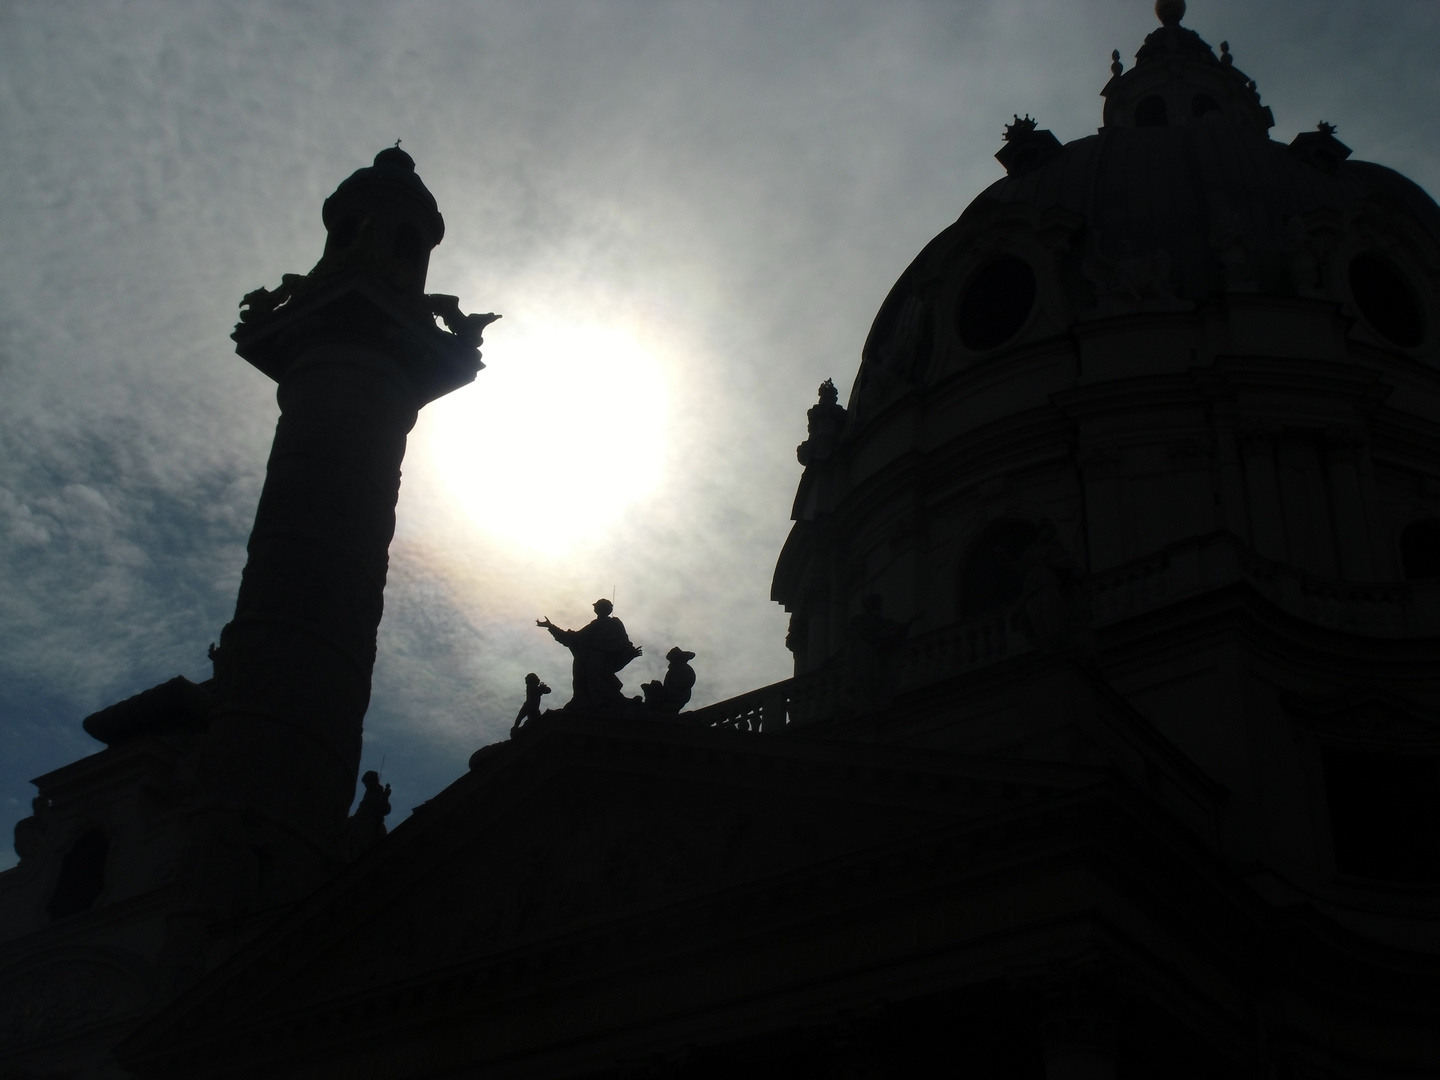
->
{"left": 642, "top": 647, "right": 697, "bottom": 715}
{"left": 537, "top": 599, "right": 642, "bottom": 713}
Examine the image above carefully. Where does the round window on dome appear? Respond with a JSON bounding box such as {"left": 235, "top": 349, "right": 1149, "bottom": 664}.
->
{"left": 1349, "top": 253, "right": 1425, "bottom": 348}
{"left": 955, "top": 255, "right": 1037, "bottom": 352}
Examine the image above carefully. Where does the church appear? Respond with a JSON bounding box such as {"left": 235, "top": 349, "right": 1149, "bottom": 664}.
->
{"left": 3, "top": 3, "right": 1438, "bottom": 1077}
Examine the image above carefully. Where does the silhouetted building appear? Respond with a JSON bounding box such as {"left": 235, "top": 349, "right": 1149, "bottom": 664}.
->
{"left": 3, "top": 5, "right": 1439, "bottom": 1078}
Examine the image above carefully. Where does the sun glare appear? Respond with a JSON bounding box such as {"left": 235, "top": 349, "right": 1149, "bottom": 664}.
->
{"left": 424, "top": 321, "right": 670, "bottom": 555}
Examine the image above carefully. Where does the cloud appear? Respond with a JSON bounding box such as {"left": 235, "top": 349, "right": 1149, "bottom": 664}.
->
{"left": 2, "top": 0, "right": 1439, "bottom": 868}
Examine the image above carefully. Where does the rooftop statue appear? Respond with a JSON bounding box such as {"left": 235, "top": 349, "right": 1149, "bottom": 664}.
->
{"left": 537, "top": 599, "right": 642, "bottom": 712}
{"left": 511, "top": 672, "right": 551, "bottom": 735}
{"left": 796, "top": 379, "right": 847, "bottom": 465}
{"left": 642, "top": 647, "right": 697, "bottom": 715}
{"left": 345, "top": 770, "right": 392, "bottom": 860}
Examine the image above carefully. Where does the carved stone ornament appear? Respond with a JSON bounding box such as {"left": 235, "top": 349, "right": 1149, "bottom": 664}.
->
{"left": 1011, "top": 520, "right": 1094, "bottom": 653}
{"left": 238, "top": 274, "right": 499, "bottom": 352}
{"left": 237, "top": 273, "right": 313, "bottom": 325}
{"left": 995, "top": 114, "right": 1063, "bottom": 177}
{"left": 0, "top": 960, "right": 145, "bottom": 1050}
{"left": 1209, "top": 209, "right": 1259, "bottom": 292}
{"left": 1283, "top": 691, "right": 1440, "bottom": 748}
{"left": 1010, "top": 956, "right": 1116, "bottom": 1058}
{"left": 427, "top": 293, "right": 501, "bottom": 349}
{"left": 1082, "top": 236, "right": 1182, "bottom": 314}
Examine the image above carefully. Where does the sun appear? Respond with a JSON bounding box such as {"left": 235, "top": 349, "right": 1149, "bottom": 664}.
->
{"left": 422, "top": 320, "right": 670, "bottom": 556}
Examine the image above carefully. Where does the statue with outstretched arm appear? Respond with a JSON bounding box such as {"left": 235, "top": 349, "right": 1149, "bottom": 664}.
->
{"left": 537, "top": 598, "right": 641, "bottom": 713}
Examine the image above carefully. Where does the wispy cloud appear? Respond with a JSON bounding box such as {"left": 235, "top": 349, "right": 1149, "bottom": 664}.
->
{"left": 3, "top": 0, "right": 1439, "bottom": 868}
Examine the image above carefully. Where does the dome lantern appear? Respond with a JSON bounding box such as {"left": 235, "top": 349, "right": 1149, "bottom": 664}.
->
{"left": 1101, "top": 2, "right": 1274, "bottom": 133}
{"left": 1155, "top": 0, "right": 1185, "bottom": 27}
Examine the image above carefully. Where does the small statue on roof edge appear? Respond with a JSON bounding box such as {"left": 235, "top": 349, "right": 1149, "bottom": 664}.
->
{"left": 512, "top": 672, "right": 551, "bottom": 734}
{"left": 345, "top": 770, "right": 392, "bottom": 859}
{"left": 642, "top": 647, "right": 697, "bottom": 715}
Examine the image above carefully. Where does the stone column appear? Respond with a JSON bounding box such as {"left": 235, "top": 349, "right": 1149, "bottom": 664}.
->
{"left": 1077, "top": 445, "right": 1123, "bottom": 571}
{"left": 1210, "top": 412, "right": 1250, "bottom": 541}
{"left": 829, "top": 555, "right": 847, "bottom": 665}
{"left": 1021, "top": 960, "right": 1117, "bottom": 1080}
{"left": 191, "top": 149, "right": 494, "bottom": 902}
{"left": 1324, "top": 425, "right": 1375, "bottom": 580}
{"left": 1239, "top": 425, "right": 1286, "bottom": 560}
{"left": 210, "top": 339, "right": 422, "bottom": 844}
{"left": 1356, "top": 439, "right": 1393, "bottom": 577}
{"left": 809, "top": 1008, "right": 887, "bottom": 1080}
{"left": 1168, "top": 438, "right": 1215, "bottom": 537}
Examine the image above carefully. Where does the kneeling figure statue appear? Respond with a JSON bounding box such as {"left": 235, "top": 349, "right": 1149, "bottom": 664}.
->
{"left": 642, "top": 647, "right": 697, "bottom": 715}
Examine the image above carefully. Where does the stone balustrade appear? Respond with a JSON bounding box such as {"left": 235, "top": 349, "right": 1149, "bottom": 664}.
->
{"left": 895, "top": 607, "right": 1020, "bottom": 689}
{"left": 682, "top": 680, "right": 793, "bottom": 732}
{"left": 683, "top": 532, "right": 1440, "bottom": 731}
{"left": 681, "top": 606, "right": 1025, "bottom": 732}
{"left": 1090, "top": 531, "right": 1440, "bottom": 637}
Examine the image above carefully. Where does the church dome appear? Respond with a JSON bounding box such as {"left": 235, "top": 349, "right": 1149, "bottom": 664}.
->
{"left": 775, "top": 2, "right": 1440, "bottom": 678}
{"left": 851, "top": 14, "right": 1440, "bottom": 427}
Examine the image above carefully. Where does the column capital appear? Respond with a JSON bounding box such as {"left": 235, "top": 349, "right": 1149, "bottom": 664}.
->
{"left": 1323, "top": 423, "right": 1367, "bottom": 452}
{"left": 1076, "top": 443, "right": 1120, "bottom": 470}
{"left": 1236, "top": 422, "right": 1282, "bottom": 455}
{"left": 233, "top": 269, "right": 496, "bottom": 406}
{"left": 1012, "top": 955, "right": 1118, "bottom": 1078}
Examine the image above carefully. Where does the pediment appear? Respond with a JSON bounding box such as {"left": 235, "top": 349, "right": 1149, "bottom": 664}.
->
{"left": 123, "top": 715, "right": 1093, "bottom": 1062}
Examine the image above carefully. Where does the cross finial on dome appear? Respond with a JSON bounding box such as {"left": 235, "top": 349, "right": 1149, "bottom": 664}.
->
{"left": 1155, "top": 0, "right": 1185, "bottom": 26}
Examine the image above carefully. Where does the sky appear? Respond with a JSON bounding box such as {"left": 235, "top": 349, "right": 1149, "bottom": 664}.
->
{"left": 2, "top": 0, "right": 1439, "bottom": 870}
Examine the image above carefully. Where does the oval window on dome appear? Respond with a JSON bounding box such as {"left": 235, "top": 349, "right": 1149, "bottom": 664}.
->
{"left": 1349, "top": 253, "right": 1425, "bottom": 348}
{"left": 955, "top": 255, "right": 1037, "bottom": 352}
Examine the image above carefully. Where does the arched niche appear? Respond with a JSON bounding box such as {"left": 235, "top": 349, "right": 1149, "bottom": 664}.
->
{"left": 46, "top": 828, "right": 109, "bottom": 920}
{"left": 958, "top": 518, "right": 1038, "bottom": 619}
{"left": 1401, "top": 518, "right": 1440, "bottom": 580}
